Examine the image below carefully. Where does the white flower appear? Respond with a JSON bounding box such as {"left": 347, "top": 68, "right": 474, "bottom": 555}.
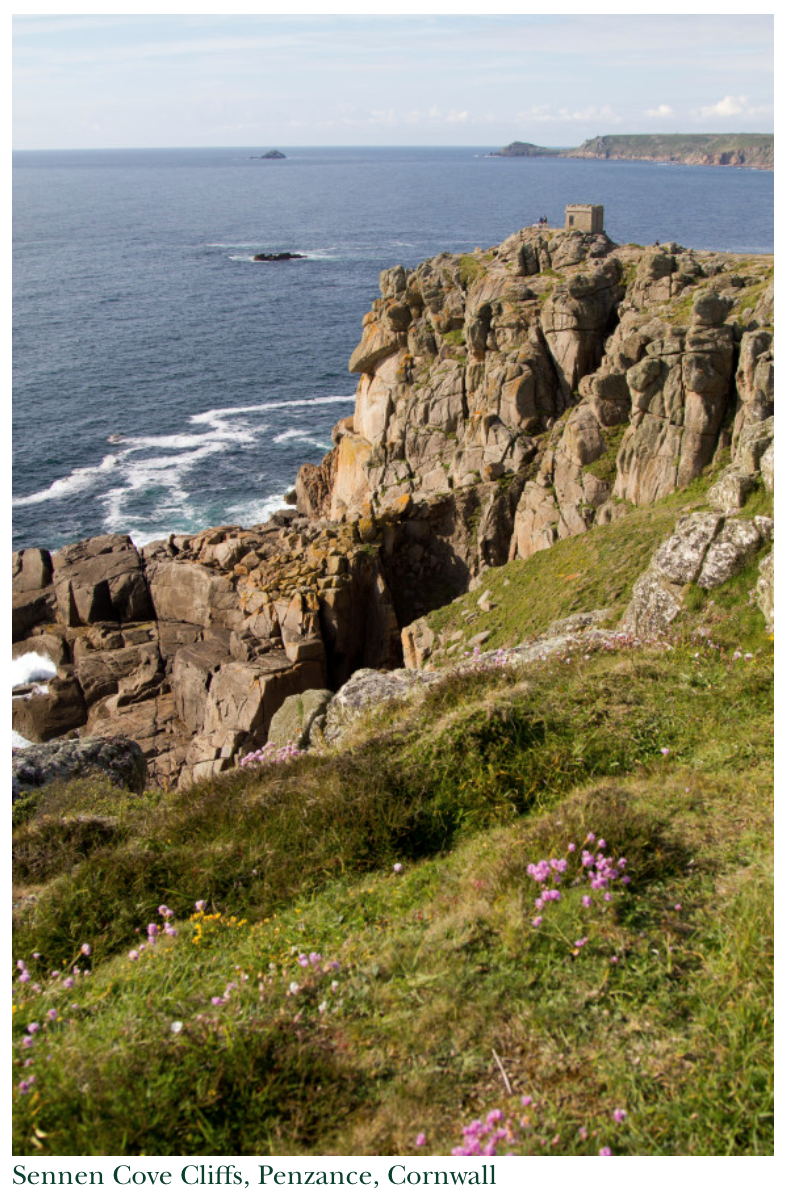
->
{"left": 171, "top": 1021, "right": 183, "bottom": 1034}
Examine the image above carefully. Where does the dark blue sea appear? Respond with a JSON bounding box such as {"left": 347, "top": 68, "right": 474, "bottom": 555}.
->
{"left": 12, "top": 146, "right": 774, "bottom": 553}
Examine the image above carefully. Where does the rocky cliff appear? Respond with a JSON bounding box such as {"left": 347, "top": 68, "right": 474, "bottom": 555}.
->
{"left": 12, "top": 226, "right": 774, "bottom": 790}
{"left": 567, "top": 133, "right": 774, "bottom": 171}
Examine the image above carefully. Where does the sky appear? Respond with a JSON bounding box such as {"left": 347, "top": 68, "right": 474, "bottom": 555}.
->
{"left": 12, "top": 11, "right": 775, "bottom": 151}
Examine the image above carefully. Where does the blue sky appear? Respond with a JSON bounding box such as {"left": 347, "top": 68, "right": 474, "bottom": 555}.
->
{"left": 12, "top": 13, "right": 774, "bottom": 150}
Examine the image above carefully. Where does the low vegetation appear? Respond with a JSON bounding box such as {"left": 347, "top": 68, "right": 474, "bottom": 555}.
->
{"left": 12, "top": 497, "right": 773, "bottom": 1156}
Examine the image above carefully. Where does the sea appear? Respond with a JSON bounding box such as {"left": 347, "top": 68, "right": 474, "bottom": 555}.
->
{"left": 12, "top": 146, "right": 774, "bottom": 555}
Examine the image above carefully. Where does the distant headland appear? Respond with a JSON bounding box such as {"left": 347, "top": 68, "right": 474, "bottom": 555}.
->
{"left": 491, "top": 132, "right": 774, "bottom": 170}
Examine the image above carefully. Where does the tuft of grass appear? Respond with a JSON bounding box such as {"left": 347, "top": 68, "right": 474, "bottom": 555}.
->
{"left": 458, "top": 256, "right": 486, "bottom": 288}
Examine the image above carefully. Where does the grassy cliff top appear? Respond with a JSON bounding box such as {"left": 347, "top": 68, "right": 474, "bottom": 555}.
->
{"left": 12, "top": 463, "right": 773, "bottom": 1156}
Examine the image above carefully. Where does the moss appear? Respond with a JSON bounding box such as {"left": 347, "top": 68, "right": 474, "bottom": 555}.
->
{"left": 442, "top": 329, "right": 466, "bottom": 347}
{"left": 582, "top": 424, "right": 628, "bottom": 484}
{"left": 458, "top": 256, "right": 486, "bottom": 288}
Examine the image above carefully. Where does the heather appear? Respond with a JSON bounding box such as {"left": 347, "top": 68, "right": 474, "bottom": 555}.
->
{"left": 12, "top": 568, "right": 773, "bottom": 1156}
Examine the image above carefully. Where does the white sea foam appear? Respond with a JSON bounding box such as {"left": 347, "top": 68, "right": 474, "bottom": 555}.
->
{"left": 223, "top": 493, "right": 292, "bottom": 526}
{"left": 14, "top": 394, "right": 354, "bottom": 541}
{"left": 272, "top": 428, "right": 332, "bottom": 449}
{"left": 13, "top": 455, "right": 119, "bottom": 507}
{"left": 12, "top": 652, "right": 57, "bottom": 688}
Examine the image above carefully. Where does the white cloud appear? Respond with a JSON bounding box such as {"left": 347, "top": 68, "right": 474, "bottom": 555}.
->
{"left": 645, "top": 104, "right": 674, "bottom": 118}
{"left": 514, "top": 103, "right": 622, "bottom": 124}
{"left": 695, "top": 94, "right": 771, "bottom": 119}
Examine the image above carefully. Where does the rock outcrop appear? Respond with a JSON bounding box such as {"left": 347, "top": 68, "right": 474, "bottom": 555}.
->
{"left": 12, "top": 227, "right": 774, "bottom": 791}
{"left": 12, "top": 522, "right": 400, "bottom": 789}
{"left": 12, "top": 735, "right": 147, "bottom": 801}
{"left": 297, "top": 229, "right": 772, "bottom": 571}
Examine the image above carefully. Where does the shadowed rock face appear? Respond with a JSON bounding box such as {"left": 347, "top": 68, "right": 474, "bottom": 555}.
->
{"left": 12, "top": 520, "right": 401, "bottom": 789}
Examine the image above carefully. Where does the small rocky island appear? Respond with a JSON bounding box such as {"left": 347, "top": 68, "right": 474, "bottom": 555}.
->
{"left": 251, "top": 149, "right": 286, "bottom": 160}
{"left": 252, "top": 251, "right": 305, "bottom": 262}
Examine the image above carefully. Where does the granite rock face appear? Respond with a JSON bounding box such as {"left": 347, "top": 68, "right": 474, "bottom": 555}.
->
{"left": 622, "top": 512, "right": 774, "bottom": 638}
{"left": 296, "top": 231, "right": 773, "bottom": 570}
{"left": 12, "top": 518, "right": 400, "bottom": 789}
{"left": 12, "top": 229, "right": 774, "bottom": 790}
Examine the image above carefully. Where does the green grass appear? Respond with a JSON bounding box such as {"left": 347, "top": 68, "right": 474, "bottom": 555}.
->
{"left": 442, "top": 329, "right": 466, "bottom": 347}
{"left": 458, "top": 256, "right": 486, "bottom": 288}
{"left": 12, "top": 589, "right": 773, "bottom": 1154}
{"left": 582, "top": 424, "right": 628, "bottom": 484}
{"left": 12, "top": 451, "right": 773, "bottom": 1155}
{"left": 423, "top": 472, "right": 724, "bottom": 654}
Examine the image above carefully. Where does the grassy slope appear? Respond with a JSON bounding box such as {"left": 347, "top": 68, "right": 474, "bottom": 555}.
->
{"left": 12, "top": 487, "right": 773, "bottom": 1157}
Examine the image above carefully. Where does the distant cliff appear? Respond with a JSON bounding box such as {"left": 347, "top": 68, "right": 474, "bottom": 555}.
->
{"left": 568, "top": 134, "right": 774, "bottom": 170}
{"left": 494, "top": 133, "right": 774, "bottom": 170}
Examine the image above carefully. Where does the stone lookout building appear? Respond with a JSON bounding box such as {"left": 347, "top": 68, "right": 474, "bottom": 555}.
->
{"left": 564, "top": 204, "right": 604, "bottom": 234}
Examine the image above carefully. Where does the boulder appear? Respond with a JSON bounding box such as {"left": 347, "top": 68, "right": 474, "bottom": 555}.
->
{"left": 267, "top": 689, "right": 334, "bottom": 749}
{"left": 12, "top": 735, "right": 147, "bottom": 801}
{"left": 51, "top": 535, "right": 153, "bottom": 626}
{"left": 12, "top": 670, "right": 87, "bottom": 743}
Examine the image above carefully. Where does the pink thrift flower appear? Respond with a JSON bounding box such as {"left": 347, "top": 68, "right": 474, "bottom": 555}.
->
{"left": 586, "top": 832, "right": 595, "bottom": 843}
{"left": 582, "top": 895, "right": 591, "bottom": 908}
{"left": 63, "top": 977, "right": 74, "bottom": 989}
{"left": 613, "top": 1108, "right": 627, "bottom": 1123}
{"left": 610, "top": 955, "right": 619, "bottom": 964}
{"left": 567, "top": 842, "right": 576, "bottom": 853}
{"left": 128, "top": 950, "right": 139, "bottom": 961}
{"left": 47, "top": 1009, "right": 57, "bottom": 1021}
{"left": 521, "top": 1095, "right": 532, "bottom": 1107}
{"left": 599, "top": 1147, "right": 613, "bottom": 1156}
{"left": 674, "top": 903, "right": 682, "bottom": 912}
{"left": 416, "top": 1133, "right": 426, "bottom": 1147}
{"left": 660, "top": 747, "right": 671, "bottom": 756}
{"left": 19, "top": 970, "right": 31, "bottom": 983}
{"left": 22, "top": 1036, "right": 34, "bottom": 1049}
{"left": 393, "top": 863, "right": 403, "bottom": 874}
{"left": 80, "top": 943, "right": 91, "bottom": 956}
{"left": 531, "top": 916, "right": 543, "bottom": 928}
{"left": 195, "top": 900, "right": 206, "bottom": 912}
{"left": 27, "top": 1024, "right": 40, "bottom": 1034}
